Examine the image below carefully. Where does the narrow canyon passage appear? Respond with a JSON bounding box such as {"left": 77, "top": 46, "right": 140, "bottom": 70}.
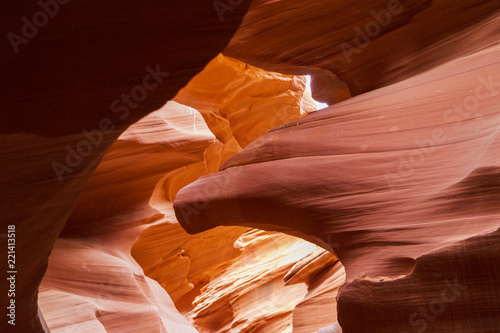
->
{"left": 175, "top": 44, "right": 500, "bottom": 332}
{"left": 2, "top": 0, "right": 499, "bottom": 332}
{"left": 38, "top": 55, "right": 347, "bottom": 332}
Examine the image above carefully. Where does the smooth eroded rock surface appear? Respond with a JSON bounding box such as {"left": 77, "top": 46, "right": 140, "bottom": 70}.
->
{"left": 38, "top": 54, "right": 339, "bottom": 332}
{"left": 175, "top": 44, "right": 500, "bottom": 332}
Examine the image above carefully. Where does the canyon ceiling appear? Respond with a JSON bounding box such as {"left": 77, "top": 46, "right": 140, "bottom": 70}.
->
{"left": 1, "top": 0, "right": 499, "bottom": 332}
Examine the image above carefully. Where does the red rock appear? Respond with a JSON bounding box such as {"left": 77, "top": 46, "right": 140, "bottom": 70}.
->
{"left": 0, "top": 2, "right": 250, "bottom": 331}
{"left": 175, "top": 44, "right": 500, "bottom": 332}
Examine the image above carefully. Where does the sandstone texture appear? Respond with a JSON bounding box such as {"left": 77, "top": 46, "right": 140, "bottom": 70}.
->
{"left": 1, "top": 0, "right": 499, "bottom": 332}
{"left": 175, "top": 44, "right": 500, "bottom": 332}
{"left": 37, "top": 54, "right": 336, "bottom": 332}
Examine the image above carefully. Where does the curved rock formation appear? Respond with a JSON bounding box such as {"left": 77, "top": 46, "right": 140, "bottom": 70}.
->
{"left": 173, "top": 53, "right": 319, "bottom": 155}
{"left": 38, "top": 102, "right": 217, "bottom": 332}
{"left": 0, "top": 2, "right": 250, "bottom": 331}
{"left": 3, "top": 0, "right": 499, "bottom": 332}
{"left": 38, "top": 54, "right": 338, "bottom": 332}
{"left": 175, "top": 42, "right": 500, "bottom": 332}
{"left": 185, "top": 229, "right": 339, "bottom": 333}
{"left": 225, "top": 0, "right": 499, "bottom": 95}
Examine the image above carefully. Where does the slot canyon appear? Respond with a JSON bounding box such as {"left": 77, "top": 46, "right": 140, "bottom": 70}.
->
{"left": 1, "top": 0, "right": 499, "bottom": 332}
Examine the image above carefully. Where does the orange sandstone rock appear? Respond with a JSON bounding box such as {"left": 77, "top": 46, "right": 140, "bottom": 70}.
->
{"left": 175, "top": 44, "right": 500, "bottom": 332}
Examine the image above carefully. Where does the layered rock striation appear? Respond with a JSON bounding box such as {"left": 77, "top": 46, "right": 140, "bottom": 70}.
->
{"left": 38, "top": 54, "right": 340, "bottom": 332}
{"left": 175, "top": 43, "right": 500, "bottom": 332}
{"left": 2, "top": 1, "right": 499, "bottom": 332}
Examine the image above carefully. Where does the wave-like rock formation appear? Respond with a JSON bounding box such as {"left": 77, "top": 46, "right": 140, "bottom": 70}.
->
{"left": 225, "top": 0, "right": 499, "bottom": 96}
{"left": 37, "top": 54, "right": 341, "bottom": 332}
{"left": 38, "top": 102, "right": 215, "bottom": 332}
{"left": 1, "top": 2, "right": 250, "bottom": 331}
{"left": 175, "top": 43, "right": 500, "bottom": 331}
{"left": 186, "top": 230, "right": 343, "bottom": 333}
{"left": 2, "top": 0, "right": 499, "bottom": 332}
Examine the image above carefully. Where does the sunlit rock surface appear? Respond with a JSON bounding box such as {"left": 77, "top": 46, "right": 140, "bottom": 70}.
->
{"left": 0, "top": 2, "right": 250, "bottom": 331}
{"left": 225, "top": 0, "right": 499, "bottom": 96}
{"left": 173, "top": 53, "right": 318, "bottom": 158}
{"left": 3, "top": 1, "right": 499, "bottom": 332}
{"left": 39, "top": 102, "right": 216, "bottom": 333}
{"left": 175, "top": 44, "right": 500, "bottom": 332}
{"left": 38, "top": 55, "right": 339, "bottom": 332}
{"left": 185, "top": 230, "right": 342, "bottom": 333}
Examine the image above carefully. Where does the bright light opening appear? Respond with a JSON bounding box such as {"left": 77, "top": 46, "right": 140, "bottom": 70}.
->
{"left": 305, "top": 75, "right": 330, "bottom": 111}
